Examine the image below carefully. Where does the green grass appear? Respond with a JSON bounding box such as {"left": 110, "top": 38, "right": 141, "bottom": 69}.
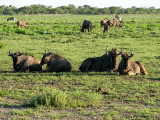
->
{"left": 0, "top": 14, "right": 160, "bottom": 119}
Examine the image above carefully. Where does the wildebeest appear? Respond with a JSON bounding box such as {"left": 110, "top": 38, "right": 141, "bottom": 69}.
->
{"left": 81, "top": 20, "right": 93, "bottom": 32}
{"left": 17, "top": 19, "right": 28, "bottom": 28}
{"left": 115, "top": 14, "right": 121, "bottom": 21}
{"left": 8, "top": 50, "right": 42, "bottom": 72}
{"left": 7, "top": 17, "right": 15, "bottom": 21}
{"left": 40, "top": 50, "right": 72, "bottom": 72}
{"left": 79, "top": 48, "right": 123, "bottom": 72}
{"left": 100, "top": 18, "right": 108, "bottom": 27}
{"left": 107, "top": 19, "right": 123, "bottom": 28}
{"left": 118, "top": 51, "right": 148, "bottom": 75}
{"left": 104, "top": 19, "right": 123, "bottom": 33}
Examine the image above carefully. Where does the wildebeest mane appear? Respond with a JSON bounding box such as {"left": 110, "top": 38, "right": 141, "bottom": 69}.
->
{"left": 50, "top": 52, "right": 63, "bottom": 59}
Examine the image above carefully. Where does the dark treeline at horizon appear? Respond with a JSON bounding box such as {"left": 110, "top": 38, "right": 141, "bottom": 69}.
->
{"left": 0, "top": 4, "right": 160, "bottom": 15}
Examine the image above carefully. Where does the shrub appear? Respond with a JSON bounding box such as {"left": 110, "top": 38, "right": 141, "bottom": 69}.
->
{"left": 24, "top": 88, "right": 103, "bottom": 108}
{"left": 0, "top": 42, "right": 8, "bottom": 49}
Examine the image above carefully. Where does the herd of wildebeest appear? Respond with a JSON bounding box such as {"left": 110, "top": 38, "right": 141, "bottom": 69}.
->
{"left": 6, "top": 15, "right": 148, "bottom": 75}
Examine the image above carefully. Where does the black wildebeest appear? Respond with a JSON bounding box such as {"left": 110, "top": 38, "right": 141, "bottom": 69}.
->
{"left": 118, "top": 51, "right": 148, "bottom": 75}
{"left": 40, "top": 50, "right": 72, "bottom": 72}
{"left": 79, "top": 48, "right": 123, "bottom": 72}
{"left": 7, "top": 17, "right": 15, "bottom": 21}
{"left": 8, "top": 50, "right": 42, "bottom": 72}
{"left": 100, "top": 18, "right": 108, "bottom": 27}
{"left": 17, "top": 19, "right": 28, "bottom": 28}
{"left": 81, "top": 20, "right": 93, "bottom": 32}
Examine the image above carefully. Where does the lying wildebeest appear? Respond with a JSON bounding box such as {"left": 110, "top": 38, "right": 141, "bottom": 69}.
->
{"left": 17, "top": 19, "right": 28, "bottom": 28}
{"left": 7, "top": 17, "right": 15, "bottom": 21}
{"left": 8, "top": 50, "right": 42, "bottom": 72}
{"left": 118, "top": 51, "right": 148, "bottom": 75}
{"left": 40, "top": 50, "right": 72, "bottom": 72}
{"left": 104, "top": 19, "right": 123, "bottom": 33}
{"left": 115, "top": 14, "right": 121, "bottom": 21}
{"left": 79, "top": 48, "right": 123, "bottom": 72}
{"left": 81, "top": 20, "right": 93, "bottom": 32}
{"left": 100, "top": 18, "right": 108, "bottom": 27}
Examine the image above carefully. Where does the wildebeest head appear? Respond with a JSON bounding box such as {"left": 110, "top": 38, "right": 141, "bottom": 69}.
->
{"left": 40, "top": 50, "right": 52, "bottom": 65}
{"left": 40, "top": 50, "right": 62, "bottom": 65}
{"left": 108, "top": 48, "right": 123, "bottom": 70}
{"left": 121, "top": 51, "right": 134, "bottom": 68}
{"left": 8, "top": 50, "right": 23, "bottom": 71}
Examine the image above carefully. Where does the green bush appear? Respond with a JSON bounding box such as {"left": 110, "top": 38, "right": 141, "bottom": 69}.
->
{"left": 24, "top": 88, "right": 103, "bottom": 108}
{"left": 0, "top": 42, "right": 8, "bottom": 49}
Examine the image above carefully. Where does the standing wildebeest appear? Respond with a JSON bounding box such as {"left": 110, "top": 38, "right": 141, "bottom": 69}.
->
{"left": 81, "top": 20, "right": 93, "bottom": 32}
{"left": 79, "top": 48, "right": 123, "bottom": 72}
{"left": 100, "top": 18, "right": 108, "bottom": 27}
{"left": 7, "top": 17, "right": 15, "bottom": 21}
{"left": 40, "top": 51, "right": 72, "bottom": 72}
{"left": 115, "top": 14, "right": 121, "bottom": 21}
{"left": 8, "top": 50, "right": 42, "bottom": 72}
{"left": 107, "top": 19, "right": 123, "bottom": 28}
{"left": 17, "top": 19, "right": 28, "bottom": 28}
{"left": 118, "top": 51, "right": 148, "bottom": 75}
{"left": 104, "top": 19, "right": 123, "bottom": 33}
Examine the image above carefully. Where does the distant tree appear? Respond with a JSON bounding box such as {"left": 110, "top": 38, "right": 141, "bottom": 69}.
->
{"left": 3, "top": 5, "right": 17, "bottom": 15}
{"left": 0, "top": 5, "right": 5, "bottom": 14}
{"left": 98, "top": 8, "right": 110, "bottom": 14}
{"left": 109, "top": 7, "right": 121, "bottom": 14}
{"left": 0, "top": 4, "right": 160, "bottom": 15}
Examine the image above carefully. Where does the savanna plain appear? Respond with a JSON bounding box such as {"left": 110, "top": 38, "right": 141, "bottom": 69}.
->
{"left": 0, "top": 14, "right": 160, "bottom": 119}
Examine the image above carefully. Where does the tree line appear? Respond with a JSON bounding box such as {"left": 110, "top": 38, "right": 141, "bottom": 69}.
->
{"left": 0, "top": 4, "right": 160, "bottom": 15}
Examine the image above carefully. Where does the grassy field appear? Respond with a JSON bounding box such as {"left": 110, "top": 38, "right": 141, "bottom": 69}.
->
{"left": 0, "top": 14, "right": 160, "bottom": 119}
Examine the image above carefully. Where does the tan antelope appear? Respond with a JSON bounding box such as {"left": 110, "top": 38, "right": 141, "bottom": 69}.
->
{"left": 17, "top": 19, "right": 28, "bottom": 28}
{"left": 79, "top": 48, "right": 123, "bottom": 72}
{"left": 118, "top": 51, "right": 148, "bottom": 75}
{"left": 8, "top": 50, "right": 42, "bottom": 72}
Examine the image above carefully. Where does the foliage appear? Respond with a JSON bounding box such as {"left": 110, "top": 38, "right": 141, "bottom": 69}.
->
{"left": 0, "top": 42, "right": 8, "bottom": 49}
{"left": 24, "top": 88, "right": 103, "bottom": 108}
{"left": 0, "top": 4, "right": 160, "bottom": 15}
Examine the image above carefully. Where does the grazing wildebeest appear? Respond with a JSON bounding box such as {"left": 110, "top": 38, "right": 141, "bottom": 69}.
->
{"left": 115, "top": 14, "right": 121, "bottom": 21}
{"left": 17, "top": 19, "right": 28, "bottom": 28}
{"left": 79, "top": 48, "right": 123, "bottom": 72}
{"left": 104, "top": 19, "right": 122, "bottom": 33}
{"left": 7, "top": 17, "right": 15, "bottom": 21}
{"left": 118, "top": 51, "right": 148, "bottom": 75}
{"left": 81, "top": 20, "right": 93, "bottom": 32}
{"left": 100, "top": 18, "right": 108, "bottom": 27}
{"left": 107, "top": 19, "right": 123, "bottom": 28}
{"left": 8, "top": 50, "right": 42, "bottom": 72}
{"left": 40, "top": 50, "right": 72, "bottom": 72}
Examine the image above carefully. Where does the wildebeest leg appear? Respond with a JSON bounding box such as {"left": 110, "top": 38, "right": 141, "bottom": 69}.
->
{"left": 136, "top": 61, "right": 148, "bottom": 75}
{"left": 88, "top": 28, "right": 90, "bottom": 32}
{"left": 79, "top": 58, "right": 93, "bottom": 72}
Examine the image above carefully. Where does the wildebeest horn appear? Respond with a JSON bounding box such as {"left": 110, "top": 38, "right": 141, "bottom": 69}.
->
{"left": 105, "top": 48, "right": 108, "bottom": 54}
{"left": 48, "top": 49, "right": 50, "bottom": 53}
{"left": 129, "top": 50, "right": 134, "bottom": 57}
{"left": 120, "top": 48, "right": 123, "bottom": 54}
{"left": 45, "top": 49, "right": 47, "bottom": 54}
{"left": 18, "top": 49, "right": 21, "bottom": 54}
{"left": 9, "top": 49, "right": 11, "bottom": 55}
